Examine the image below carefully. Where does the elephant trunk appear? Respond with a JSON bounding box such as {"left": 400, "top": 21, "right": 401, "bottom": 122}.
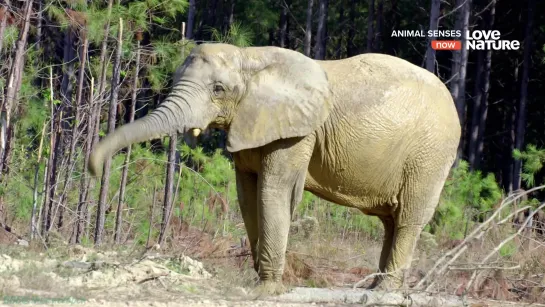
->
{"left": 88, "top": 97, "right": 190, "bottom": 176}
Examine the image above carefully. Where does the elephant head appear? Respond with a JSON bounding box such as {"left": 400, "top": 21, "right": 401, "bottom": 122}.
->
{"left": 88, "top": 43, "right": 332, "bottom": 175}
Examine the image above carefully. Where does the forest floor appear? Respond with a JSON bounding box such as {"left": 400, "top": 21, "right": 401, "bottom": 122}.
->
{"left": 0, "top": 225, "right": 544, "bottom": 306}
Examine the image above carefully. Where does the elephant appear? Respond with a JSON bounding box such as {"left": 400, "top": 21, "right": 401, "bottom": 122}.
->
{"left": 89, "top": 43, "right": 461, "bottom": 294}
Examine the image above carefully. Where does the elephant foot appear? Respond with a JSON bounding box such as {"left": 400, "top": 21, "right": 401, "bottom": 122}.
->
{"left": 366, "top": 275, "right": 382, "bottom": 289}
{"left": 249, "top": 280, "right": 287, "bottom": 299}
{"left": 253, "top": 260, "right": 259, "bottom": 273}
{"left": 355, "top": 273, "right": 403, "bottom": 291}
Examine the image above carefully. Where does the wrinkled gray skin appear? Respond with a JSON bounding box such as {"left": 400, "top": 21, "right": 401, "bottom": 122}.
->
{"left": 89, "top": 44, "right": 461, "bottom": 295}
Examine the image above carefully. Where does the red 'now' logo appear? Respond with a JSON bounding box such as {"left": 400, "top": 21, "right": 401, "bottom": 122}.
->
{"left": 431, "top": 40, "right": 462, "bottom": 50}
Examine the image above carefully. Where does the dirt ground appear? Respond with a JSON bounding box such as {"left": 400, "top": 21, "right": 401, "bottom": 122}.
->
{"left": 2, "top": 221, "right": 545, "bottom": 306}
{"left": 1, "top": 243, "right": 543, "bottom": 307}
{"left": 0, "top": 244, "right": 360, "bottom": 307}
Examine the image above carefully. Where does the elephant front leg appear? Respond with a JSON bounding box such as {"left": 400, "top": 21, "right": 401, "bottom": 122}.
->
{"left": 235, "top": 169, "right": 260, "bottom": 272}
{"left": 252, "top": 136, "right": 315, "bottom": 297}
{"left": 251, "top": 183, "right": 292, "bottom": 297}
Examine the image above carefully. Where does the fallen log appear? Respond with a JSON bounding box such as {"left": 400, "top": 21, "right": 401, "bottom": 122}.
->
{"left": 269, "top": 287, "right": 545, "bottom": 306}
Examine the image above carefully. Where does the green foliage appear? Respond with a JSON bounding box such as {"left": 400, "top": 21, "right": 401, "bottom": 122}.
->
{"left": 46, "top": 5, "right": 70, "bottom": 29}
{"left": 86, "top": 4, "right": 110, "bottom": 44}
{"left": 236, "top": 0, "right": 278, "bottom": 43}
{"left": 126, "top": 1, "right": 149, "bottom": 31}
{"left": 499, "top": 241, "right": 517, "bottom": 259}
{"left": 513, "top": 144, "right": 545, "bottom": 187}
{"left": 165, "top": 259, "right": 190, "bottom": 275}
{"left": 210, "top": 22, "right": 254, "bottom": 47}
{"left": 152, "top": 0, "right": 188, "bottom": 19}
{"left": 295, "top": 191, "right": 382, "bottom": 239}
{"left": 431, "top": 160, "right": 503, "bottom": 239}
{"left": 2, "top": 26, "right": 19, "bottom": 50}
{"left": 66, "top": 0, "right": 88, "bottom": 10}
{"left": 8, "top": 0, "right": 540, "bottom": 253}
{"left": 147, "top": 40, "right": 194, "bottom": 92}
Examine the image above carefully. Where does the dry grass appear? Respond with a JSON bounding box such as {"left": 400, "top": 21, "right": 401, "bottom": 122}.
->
{"left": 168, "top": 210, "right": 545, "bottom": 303}
{"left": 415, "top": 224, "right": 545, "bottom": 302}
{"left": 2, "top": 198, "right": 544, "bottom": 304}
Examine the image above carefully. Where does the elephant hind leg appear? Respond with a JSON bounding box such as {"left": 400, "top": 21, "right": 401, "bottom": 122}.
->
{"left": 367, "top": 215, "right": 395, "bottom": 289}
{"left": 377, "top": 161, "right": 452, "bottom": 290}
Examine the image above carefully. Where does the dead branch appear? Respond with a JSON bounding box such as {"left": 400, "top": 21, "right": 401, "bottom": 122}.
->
{"left": 272, "top": 287, "right": 545, "bottom": 306}
{"left": 498, "top": 205, "right": 531, "bottom": 225}
{"left": 464, "top": 202, "right": 545, "bottom": 292}
{"left": 136, "top": 273, "right": 169, "bottom": 284}
{"left": 352, "top": 268, "right": 402, "bottom": 289}
{"left": 449, "top": 264, "right": 521, "bottom": 271}
{"left": 416, "top": 186, "right": 545, "bottom": 290}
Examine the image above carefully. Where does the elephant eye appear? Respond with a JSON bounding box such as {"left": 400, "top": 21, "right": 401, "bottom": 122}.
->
{"left": 213, "top": 84, "right": 225, "bottom": 96}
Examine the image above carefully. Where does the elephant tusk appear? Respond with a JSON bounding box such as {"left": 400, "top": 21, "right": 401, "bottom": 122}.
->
{"left": 192, "top": 128, "right": 201, "bottom": 137}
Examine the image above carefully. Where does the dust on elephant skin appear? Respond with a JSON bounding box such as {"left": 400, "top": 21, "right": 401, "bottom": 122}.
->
{"left": 89, "top": 43, "right": 461, "bottom": 293}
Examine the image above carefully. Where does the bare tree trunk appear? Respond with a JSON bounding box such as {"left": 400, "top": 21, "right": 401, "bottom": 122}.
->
{"left": 56, "top": 26, "right": 77, "bottom": 230}
{"left": 374, "top": 0, "right": 383, "bottom": 51}
{"left": 502, "top": 58, "right": 519, "bottom": 193}
{"left": 31, "top": 66, "right": 49, "bottom": 238}
{"left": 43, "top": 108, "right": 62, "bottom": 237}
{"left": 31, "top": 122, "right": 47, "bottom": 240}
{"left": 513, "top": 0, "right": 536, "bottom": 191}
{"left": 35, "top": 0, "right": 43, "bottom": 52}
{"left": 75, "top": 77, "right": 94, "bottom": 244}
{"left": 385, "top": 0, "right": 399, "bottom": 55}
{"left": 60, "top": 32, "right": 88, "bottom": 230}
{"left": 93, "top": 0, "right": 114, "bottom": 149}
{"left": 159, "top": 28, "right": 187, "bottom": 246}
{"left": 221, "top": 0, "right": 235, "bottom": 33}
{"left": 87, "top": 0, "right": 114, "bottom": 243}
{"left": 450, "top": 0, "right": 471, "bottom": 165}
{"left": 36, "top": 159, "right": 48, "bottom": 239}
{"left": 468, "top": 1, "right": 495, "bottom": 170}
{"left": 205, "top": 0, "right": 218, "bottom": 39}
{"left": 366, "top": 0, "right": 374, "bottom": 52}
{"left": 114, "top": 38, "right": 141, "bottom": 244}
{"left": 347, "top": 0, "right": 357, "bottom": 57}
{"left": 187, "top": 0, "right": 196, "bottom": 39}
{"left": 304, "top": 0, "right": 314, "bottom": 57}
{"left": 425, "top": 0, "right": 441, "bottom": 72}
{"left": 314, "top": 0, "right": 328, "bottom": 60}
{"left": 1, "top": 124, "right": 13, "bottom": 177}
{"left": 468, "top": 50, "right": 484, "bottom": 168}
{"left": 95, "top": 19, "right": 124, "bottom": 246}
{"left": 159, "top": 134, "right": 177, "bottom": 245}
{"left": 146, "top": 184, "right": 157, "bottom": 249}
{"left": 0, "top": 0, "right": 33, "bottom": 179}
{"left": 39, "top": 67, "right": 54, "bottom": 237}
{"left": 278, "top": 1, "right": 289, "bottom": 48}
{"left": 0, "top": 0, "right": 10, "bottom": 56}
{"left": 228, "top": 0, "right": 235, "bottom": 27}
{"left": 335, "top": 3, "right": 345, "bottom": 59}
{"left": 474, "top": 47, "right": 492, "bottom": 167}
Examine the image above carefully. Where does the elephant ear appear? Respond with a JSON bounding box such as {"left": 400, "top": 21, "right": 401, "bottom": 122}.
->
{"left": 226, "top": 47, "right": 332, "bottom": 153}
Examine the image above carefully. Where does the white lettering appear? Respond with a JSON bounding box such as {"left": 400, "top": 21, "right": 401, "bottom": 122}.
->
{"left": 467, "top": 30, "right": 501, "bottom": 40}
{"left": 464, "top": 30, "right": 520, "bottom": 50}
{"left": 467, "top": 40, "right": 521, "bottom": 50}
{"left": 391, "top": 30, "right": 425, "bottom": 37}
{"left": 427, "top": 30, "right": 461, "bottom": 38}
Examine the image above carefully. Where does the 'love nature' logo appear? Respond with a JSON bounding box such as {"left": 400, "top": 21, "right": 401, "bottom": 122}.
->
{"left": 391, "top": 30, "right": 520, "bottom": 51}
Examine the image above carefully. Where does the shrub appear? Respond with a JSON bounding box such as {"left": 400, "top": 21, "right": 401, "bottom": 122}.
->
{"left": 430, "top": 160, "right": 502, "bottom": 240}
